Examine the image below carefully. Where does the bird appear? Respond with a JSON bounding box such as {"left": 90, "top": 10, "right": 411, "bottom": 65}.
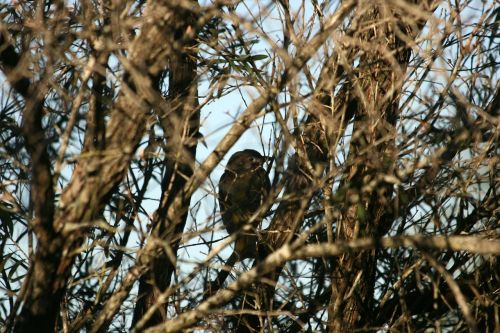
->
{"left": 218, "top": 149, "right": 271, "bottom": 259}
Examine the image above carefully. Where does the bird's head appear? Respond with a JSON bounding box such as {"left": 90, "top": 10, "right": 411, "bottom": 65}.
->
{"left": 226, "top": 149, "right": 269, "bottom": 173}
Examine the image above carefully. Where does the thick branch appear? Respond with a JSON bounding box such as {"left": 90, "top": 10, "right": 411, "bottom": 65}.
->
{"left": 146, "top": 235, "right": 499, "bottom": 333}
{"left": 132, "top": 1, "right": 200, "bottom": 328}
{"left": 1, "top": 27, "right": 58, "bottom": 333}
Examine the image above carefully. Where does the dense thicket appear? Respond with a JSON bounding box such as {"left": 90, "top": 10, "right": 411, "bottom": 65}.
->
{"left": 0, "top": 1, "right": 498, "bottom": 332}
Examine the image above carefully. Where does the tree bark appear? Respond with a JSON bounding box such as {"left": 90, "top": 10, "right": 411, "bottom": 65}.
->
{"left": 329, "top": 1, "right": 439, "bottom": 330}
{"left": 1, "top": 2, "right": 189, "bottom": 331}
{"left": 132, "top": 1, "right": 200, "bottom": 328}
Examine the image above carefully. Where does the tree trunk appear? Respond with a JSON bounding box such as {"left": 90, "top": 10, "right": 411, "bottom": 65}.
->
{"left": 132, "top": 1, "right": 200, "bottom": 329}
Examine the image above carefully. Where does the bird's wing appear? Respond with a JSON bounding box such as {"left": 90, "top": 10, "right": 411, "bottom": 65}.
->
{"left": 218, "top": 171, "right": 234, "bottom": 211}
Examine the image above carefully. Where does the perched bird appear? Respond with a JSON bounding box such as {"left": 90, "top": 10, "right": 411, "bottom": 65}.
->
{"left": 218, "top": 149, "right": 271, "bottom": 258}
